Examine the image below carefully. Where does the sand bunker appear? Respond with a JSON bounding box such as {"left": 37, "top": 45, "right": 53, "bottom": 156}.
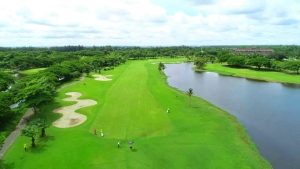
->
{"left": 53, "top": 92, "right": 97, "bottom": 128}
{"left": 93, "top": 74, "right": 112, "bottom": 81}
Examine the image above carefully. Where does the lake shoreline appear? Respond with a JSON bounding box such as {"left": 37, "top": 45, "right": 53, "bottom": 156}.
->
{"left": 197, "top": 63, "right": 300, "bottom": 85}
{"left": 165, "top": 62, "right": 300, "bottom": 169}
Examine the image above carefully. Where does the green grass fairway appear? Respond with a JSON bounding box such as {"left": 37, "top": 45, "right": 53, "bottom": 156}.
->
{"left": 3, "top": 60, "right": 271, "bottom": 169}
{"left": 20, "top": 68, "right": 46, "bottom": 75}
{"left": 205, "top": 63, "right": 300, "bottom": 84}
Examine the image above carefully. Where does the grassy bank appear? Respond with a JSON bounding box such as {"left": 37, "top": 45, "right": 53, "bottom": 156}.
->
{"left": 2, "top": 59, "right": 270, "bottom": 169}
{"left": 204, "top": 63, "right": 300, "bottom": 84}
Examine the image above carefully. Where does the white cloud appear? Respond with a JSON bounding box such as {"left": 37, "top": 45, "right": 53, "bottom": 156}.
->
{"left": 0, "top": 0, "right": 299, "bottom": 46}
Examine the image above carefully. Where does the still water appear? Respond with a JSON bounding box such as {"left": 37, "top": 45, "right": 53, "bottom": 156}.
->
{"left": 164, "top": 63, "right": 300, "bottom": 169}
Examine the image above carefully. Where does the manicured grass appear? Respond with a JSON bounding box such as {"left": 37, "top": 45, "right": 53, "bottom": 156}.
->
{"left": 2, "top": 59, "right": 271, "bottom": 169}
{"left": 204, "top": 63, "right": 300, "bottom": 84}
{"left": 20, "top": 68, "right": 46, "bottom": 75}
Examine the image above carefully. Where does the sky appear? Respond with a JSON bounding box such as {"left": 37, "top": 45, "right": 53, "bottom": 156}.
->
{"left": 0, "top": 0, "right": 299, "bottom": 46}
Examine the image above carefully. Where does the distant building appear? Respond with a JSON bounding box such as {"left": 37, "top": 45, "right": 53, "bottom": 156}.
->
{"left": 233, "top": 48, "right": 274, "bottom": 56}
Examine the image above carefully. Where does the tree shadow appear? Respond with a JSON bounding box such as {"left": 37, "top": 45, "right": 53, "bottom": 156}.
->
{"left": 28, "top": 135, "right": 55, "bottom": 154}
{"left": 282, "top": 83, "right": 300, "bottom": 89}
{"left": 191, "top": 106, "right": 201, "bottom": 109}
{"left": 35, "top": 101, "right": 61, "bottom": 123}
{"left": 0, "top": 160, "right": 15, "bottom": 169}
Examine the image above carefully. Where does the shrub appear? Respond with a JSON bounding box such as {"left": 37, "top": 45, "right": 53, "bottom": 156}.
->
{"left": 227, "top": 56, "right": 246, "bottom": 67}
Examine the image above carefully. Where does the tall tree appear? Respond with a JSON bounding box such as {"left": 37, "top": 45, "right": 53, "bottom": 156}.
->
{"left": 283, "top": 61, "right": 300, "bottom": 74}
{"left": 227, "top": 56, "right": 246, "bottom": 67}
{"left": 22, "top": 124, "right": 39, "bottom": 147}
{"left": 0, "top": 93, "right": 14, "bottom": 126}
{"left": 30, "top": 118, "right": 49, "bottom": 138}
{"left": 158, "top": 62, "right": 165, "bottom": 71}
{"left": 186, "top": 88, "right": 193, "bottom": 106}
{"left": 14, "top": 75, "right": 56, "bottom": 113}
{"left": 194, "top": 58, "right": 208, "bottom": 70}
{"left": 0, "top": 71, "right": 14, "bottom": 91}
{"left": 247, "top": 56, "right": 271, "bottom": 70}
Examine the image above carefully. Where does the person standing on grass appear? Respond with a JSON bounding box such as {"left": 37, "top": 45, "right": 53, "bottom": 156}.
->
{"left": 24, "top": 143, "right": 27, "bottom": 152}
{"left": 93, "top": 128, "right": 97, "bottom": 135}
{"left": 117, "top": 141, "right": 121, "bottom": 148}
{"left": 166, "top": 108, "right": 170, "bottom": 113}
{"left": 128, "top": 140, "right": 134, "bottom": 151}
{"left": 100, "top": 129, "right": 104, "bottom": 137}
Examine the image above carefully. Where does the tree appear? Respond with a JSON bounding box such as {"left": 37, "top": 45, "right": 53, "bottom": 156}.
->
{"left": 14, "top": 75, "right": 56, "bottom": 114}
{"left": 194, "top": 58, "right": 207, "bottom": 69}
{"left": 158, "top": 62, "right": 165, "bottom": 71}
{"left": 186, "top": 88, "right": 193, "bottom": 106}
{"left": 217, "top": 52, "right": 231, "bottom": 63}
{"left": 227, "top": 56, "right": 246, "bottom": 67}
{"left": 282, "top": 61, "right": 300, "bottom": 74}
{"left": 0, "top": 71, "right": 14, "bottom": 91}
{"left": 0, "top": 93, "right": 14, "bottom": 126}
{"left": 22, "top": 124, "right": 39, "bottom": 147}
{"left": 30, "top": 118, "right": 49, "bottom": 137}
{"left": 218, "top": 54, "right": 231, "bottom": 63}
{"left": 271, "top": 52, "right": 287, "bottom": 61}
{"left": 271, "top": 60, "right": 284, "bottom": 71}
{"left": 247, "top": 56, "right": 271, "bottom": 70}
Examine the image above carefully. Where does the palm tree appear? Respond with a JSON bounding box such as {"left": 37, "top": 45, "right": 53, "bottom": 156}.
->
{"left": 158, "top": 62, "right": 165, "bottom": 71}
{"left": 186, "top": 88, "right": 193, "bottom": 106}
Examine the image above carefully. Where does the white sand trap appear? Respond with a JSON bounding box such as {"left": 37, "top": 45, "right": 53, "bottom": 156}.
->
{"left": 53, "top": 92, "right": 97, "bottom": 128}
{"left": 93, "top": 74, "right": 112, "bottom": 81}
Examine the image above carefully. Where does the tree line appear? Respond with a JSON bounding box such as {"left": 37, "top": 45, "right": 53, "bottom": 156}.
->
{"left": 2, "top": 45, "right": 299, "bottom": 71}
{"left": 221, "top": 55, "right": 300, "bottom": 74}
{"left": 194, "top": 50, "right": 300, "bottom": 74}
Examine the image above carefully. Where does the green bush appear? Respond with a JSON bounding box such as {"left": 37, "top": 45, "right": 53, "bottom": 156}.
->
{"left": 227, "top": 56, "right": 246, "bottom": 67}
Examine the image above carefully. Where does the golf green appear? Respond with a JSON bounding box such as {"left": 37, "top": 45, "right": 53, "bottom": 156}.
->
{"left": 2, "top": 60, "right": 271, "bottom": 169}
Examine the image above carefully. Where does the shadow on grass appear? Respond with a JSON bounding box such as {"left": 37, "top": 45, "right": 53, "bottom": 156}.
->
{"left": 191, "top": 106, "right": 201, "bottom": 109}
{"left": 0, "top": 160, "right": 15, "bottom": 169}
{"left": 28, "top": 135, "right": 55, "bottom": 154}
{"left": 36, "top": 101, "right": 61, "bottom": 122}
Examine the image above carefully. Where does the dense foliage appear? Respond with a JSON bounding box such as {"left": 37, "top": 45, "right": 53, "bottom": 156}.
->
{"left": 223, "top": 55, "right": 300, "bottom": 73}
{"left": 194, "top": 58, "right": 208, "bottom": 69}
{"left": 0, "top": 72, "right": 14, "bottom": 91}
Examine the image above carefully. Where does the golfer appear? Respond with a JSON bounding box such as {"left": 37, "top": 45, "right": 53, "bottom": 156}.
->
{"left": 117, "top": 141, "right": 121, "bottom": 148}
{"left": 128, "top": 140, "right": 134, "bottom": 151}
{"left": 93, "top": 128, "right": 97, "bottom": 135}
{"left": 100, "top": 130, "right": 104, "bottom": 137}
{"left": 24, "top": 143, "right": 27, "bottom": 152}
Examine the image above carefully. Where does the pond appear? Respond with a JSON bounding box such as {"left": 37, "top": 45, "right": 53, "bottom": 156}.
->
{"left": 164, "top": 63, "right": 300, "bottom": 169}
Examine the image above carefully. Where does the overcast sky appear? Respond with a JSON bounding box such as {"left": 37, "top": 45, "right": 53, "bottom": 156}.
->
{"left": 0, "top": 0, "right": 299, "bottom": 46}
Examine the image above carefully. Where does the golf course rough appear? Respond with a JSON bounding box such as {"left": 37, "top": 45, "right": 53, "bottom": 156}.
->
{"left": 2, "top": 59, "right": 271, "bottom": 169}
